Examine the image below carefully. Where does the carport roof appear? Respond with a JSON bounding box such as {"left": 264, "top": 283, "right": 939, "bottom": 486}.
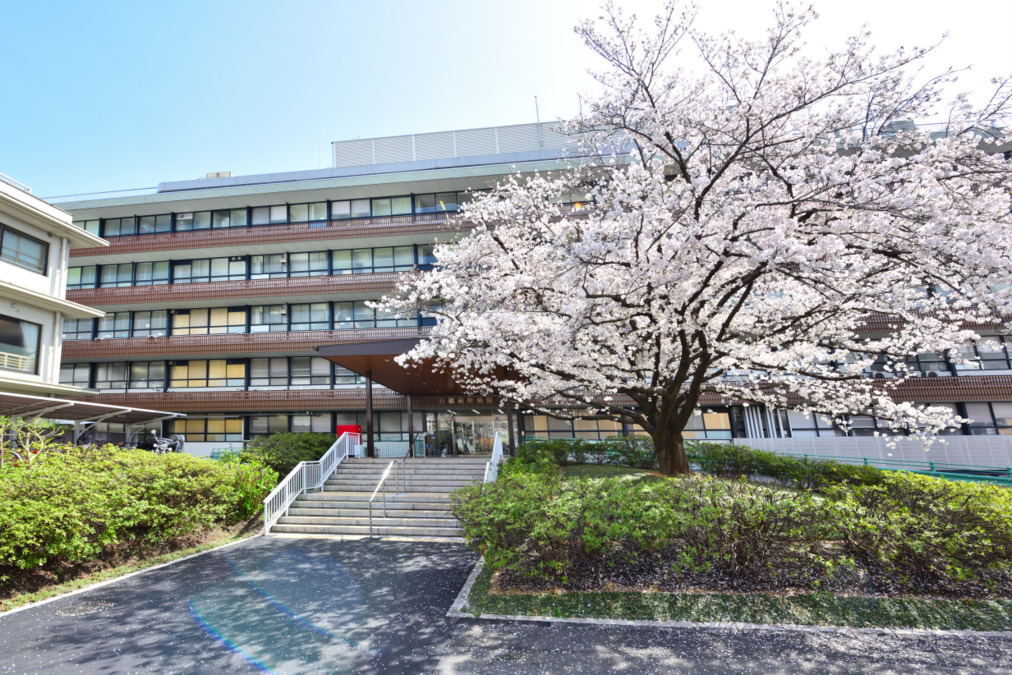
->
{"left": 0, "top": 391, "right": 184, "bottom": 424}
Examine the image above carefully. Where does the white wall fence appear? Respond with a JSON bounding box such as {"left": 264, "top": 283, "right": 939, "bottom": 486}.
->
{"left": 732, "top": 436, "right": 1012, "bottom": 470}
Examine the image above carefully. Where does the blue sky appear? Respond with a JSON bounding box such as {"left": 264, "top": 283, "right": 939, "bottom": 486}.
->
{"left": 2, "top": 0, "right": 1010, "bottom": 198}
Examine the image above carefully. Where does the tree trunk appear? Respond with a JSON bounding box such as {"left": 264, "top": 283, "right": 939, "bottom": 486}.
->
{"left": 653, "top": 431, "right": 690, "bottom": 476}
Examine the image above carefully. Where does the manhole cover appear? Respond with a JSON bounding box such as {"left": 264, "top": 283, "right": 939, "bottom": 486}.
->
{"left": 55, "top": 601, "right": 115, "bottom": 617}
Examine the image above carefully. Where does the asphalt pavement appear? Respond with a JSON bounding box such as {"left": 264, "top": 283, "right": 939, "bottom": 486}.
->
{"left": 0, "top": 537, "right": 1008, "bottom": 674}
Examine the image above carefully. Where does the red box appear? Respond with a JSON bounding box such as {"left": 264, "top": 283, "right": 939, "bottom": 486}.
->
{"left": 336, "top": 424, "right": 362, "bottom": 438}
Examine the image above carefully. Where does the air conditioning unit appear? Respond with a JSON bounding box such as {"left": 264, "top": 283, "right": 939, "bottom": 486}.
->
{"left": 872, "top": 372, "right": 887, "bottom": 379}
{"left": 925, "top": 371, "right": 946, "bottom": 377}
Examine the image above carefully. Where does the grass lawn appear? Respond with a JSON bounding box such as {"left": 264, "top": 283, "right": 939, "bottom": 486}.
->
{"left": 461, "top": 564, "right": 1012, "bottom": 631}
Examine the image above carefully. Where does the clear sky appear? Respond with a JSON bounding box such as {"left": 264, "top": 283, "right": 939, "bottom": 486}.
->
{"left": 2, "top": 0, "right": 1009, "bottom": 199}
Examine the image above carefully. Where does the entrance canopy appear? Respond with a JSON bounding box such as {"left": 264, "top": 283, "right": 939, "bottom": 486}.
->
{"left": 0, "top": 391, "right": 184, "bottom": 425}
{"left": 317, "top": 338, "right": 469, "bottom": 395}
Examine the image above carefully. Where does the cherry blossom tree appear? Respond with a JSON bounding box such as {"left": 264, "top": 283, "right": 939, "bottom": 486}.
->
{"left": 379, "top": 1, "right": 1012, "bottom": 475}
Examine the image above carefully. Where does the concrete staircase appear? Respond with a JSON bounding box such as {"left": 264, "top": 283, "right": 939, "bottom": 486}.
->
{"left": 270, "top": 457, "right": 489, "bottom": 541}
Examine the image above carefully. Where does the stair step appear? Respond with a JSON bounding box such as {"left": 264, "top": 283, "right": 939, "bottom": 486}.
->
{"left": 270, "top": 524, "right": 463, "bottom": 537}
{"left": 287, "top": 507, "right": 451, "bottom": 518}
{"left": 277, "top": 515, "right": 459, "bottom": 528}
{"left": 302, "top": 491, "right": 453, "bottom": 501}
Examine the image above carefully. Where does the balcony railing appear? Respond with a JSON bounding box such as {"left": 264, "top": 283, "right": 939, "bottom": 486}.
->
{"left": 0, "top": 352, "right": 36, "bottom": 373}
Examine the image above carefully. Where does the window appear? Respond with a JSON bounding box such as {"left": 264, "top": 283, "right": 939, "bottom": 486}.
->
{"left": 171, "top": 308, "right": 246, "bottom": 336}
{"left": 250, "top": 358, "right": 289, "bottom": 387}
{"left": 138, "top": 214, "right": 172, "bottom": 234}
{"left": 251, "top": 205, "right": 288, "bottom": 226}
{"left": 174, "top": 211, "right": 211, "bottom": 231}
{"left": 129, "top": 361, "right": 165, "bottom": 390}
{"left": 132, "top": 310, "right": 168, "bottom": 337}
{"left": 250, "top": 305, "right": 287, "bottom": 332}
{"left": 333, "top": 300, "right": 420, "bottom": 330}
{"left": 329, "top": 199, "right": 371, "bottom": 220}
{"left": 102, "top": 217, "right": 137, "bottom": 237}
{"left": 250, "top": 254, "right": 287, "bottom": 279}
{"left": 370, "top": 196, "right": 412, "bottom": 217}
{"left": 288, "top": 251, "right": 329, "bottom": 277}
{"left": 683, "top": 410, "right": 733, "bottom": 440}
{"left": 291, "top": 414, "right": 332, "bottom": 433}
{"left": 786, "top": 411, "right": 845, "bottom": 438}
{"left": 169, "top": 360, "right": 245, "bottom": 388}
{"left": 290, "top": 303, "right": 330, "bottom": 331}
{"left": 289, "top": 202, "right": 328, "bottom": 223}
{"left": 67, "top": 266, "right": 98, "bottom": 290}
{"left": 965, "top": 403, "right": 997, "bottom": 435}
{"left": 97, "top": 312, "right": 131, "bottom": 339}
{"left": 414, "top": 192, "right": 462, "bottom": 214}
{"left": 60, "top": 363, "right": 90, "bottom": 387}
{"left": 63, "top": 318, "right": 94, "bottom": 341}
{"left": 94, "top": 362, "right": 129, "bottom": 390}
{"left": 134, "top": 261, "right": 170, "bottom": 286}
{"left": 100, "top": 263, "right": 133, "bottom": 287}
{"left": 173, "top": 257, "right": 246, "bottom": 283}
{"left": 977, "top": 336, "right": 1012, "bottom": 371}
{"left": 73, "top": 220, "right": 101, "bottom": 236}
{"left": 417, "top": 244, "right": 436, "bottom": 267}
{"left": 172, "top": 259, "right": 209, "bottom": 283}
{"left": 331, "top": 245, "right": 427, "bottom": 275}
{"left": 169, "top": 417, "right": 243, "bottom": 442}
{"left": 335, "top": 366, "right": 363, "bottom": 386}
{"left": 213, "top": 257, "right": 247, "bottom": 281}
{"left": 212, "top": 209, "right": 248, "bottom": 229}
{"left": 291, "top": 357, "right": 331, "bottom": 386}
{"left": 250, "top": 415, "right": 289, "bottom": 435}
{"left": 0, "top": 225, "right": 48, "bottom": 274}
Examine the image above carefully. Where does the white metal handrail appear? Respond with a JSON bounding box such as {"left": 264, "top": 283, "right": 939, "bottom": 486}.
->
{"left": 263, "top": 432, "right": 358, "bottom": 534}
{"left": 483, "top": 432, "right": 504, "bottom": 483}
{"left": 368, "top": 461, "right": 396, "bottom": 537}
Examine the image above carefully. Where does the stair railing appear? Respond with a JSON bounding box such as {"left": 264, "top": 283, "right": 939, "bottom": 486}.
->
{"left": 263, "top": 432, "right": 358, "bottom": 534}
{"left": 483, "top": 432, "right": 504, "bottom": 483}
{"left": 368, "top": 461, "right": 396, "bottom": 538}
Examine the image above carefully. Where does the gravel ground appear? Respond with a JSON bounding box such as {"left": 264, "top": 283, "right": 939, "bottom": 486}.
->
{"left": 0, "top": 537, "right": 1007, "bottom": 674}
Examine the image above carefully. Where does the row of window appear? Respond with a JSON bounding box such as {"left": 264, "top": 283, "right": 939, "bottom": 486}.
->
{"left": 62, "top": 301, "right": 434, "bottom": 341}
{"left": 78, "top": 401, "right": 1012, "bottom": 445}
{"left": 524, "top": 404, "right": 1012, "bottom": 439}
{"left": 67, "top": 244, "right": 437, "bottom": 289}
{"left": 60, "top": 357, "right": 368, "bottom": 390}
{"left": 0, "top": 223, "right": 47, "bottom": 275}
{"left": 860, "top": 337, "right": 1012, "bottom": 374}
{"left": 72, "top": 192, "right": 479, "bottom": 238}
{"left": 0, "top": 313, "right": 41, "bottom": 375}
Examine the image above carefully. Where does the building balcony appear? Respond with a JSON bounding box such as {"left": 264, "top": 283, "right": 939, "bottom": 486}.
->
{"left": 61, "top": 326, "right": 432, "bottom": 360}
{"left": 68, "top": 213, "right": 470, "bottom": 264}
{"left": 66, "top": 272, "right": 401, "bottom": 311}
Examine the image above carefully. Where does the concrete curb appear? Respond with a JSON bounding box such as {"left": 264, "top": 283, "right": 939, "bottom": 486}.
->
{"left": 0, "top": 535, "right": 259, "bottom": 619}
{"left": 447, "top": 559, "right": 1012, "bottom": 638}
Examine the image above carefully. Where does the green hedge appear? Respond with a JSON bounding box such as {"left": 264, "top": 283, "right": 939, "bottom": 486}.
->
{"left": 685, "top": 442, "right": 887, "bottom": 489}
{"left": 512, "top": 436, "right": 658, "bottom": 472}
{"left": 451, "top": 469, "right": 1012, "bottom": 594}
{"left": 239, "top": 432, "right": 336, "bottom": 478}
{"left": 0, "top": 445, "right": 277, "bottom": 570}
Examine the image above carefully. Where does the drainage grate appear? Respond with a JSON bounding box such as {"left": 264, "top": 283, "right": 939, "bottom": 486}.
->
{"left": 55, "top": 601, "right": 115, "bottom": 617}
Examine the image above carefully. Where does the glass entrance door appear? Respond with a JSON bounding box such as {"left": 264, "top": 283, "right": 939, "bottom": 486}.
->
{"left": 426, "top": 413, "right": 509, "bottom": 456}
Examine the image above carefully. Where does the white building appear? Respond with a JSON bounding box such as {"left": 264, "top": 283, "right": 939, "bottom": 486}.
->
{"left": 0, "top": 173, "right": 106, "bottom": 397}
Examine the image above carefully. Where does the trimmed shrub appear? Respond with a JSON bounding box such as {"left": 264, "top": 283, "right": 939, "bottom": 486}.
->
{"left": 452, "top": 468, "right": 1011, "bottom": 594}
{"left": 240, "top": 432, "right": 336, "bottom": 478}
{"left": 514, "top": 436, "right": 659, "bottom": 472}
{"left": 0, "top": 445, "right": 277, "bottom": 570}
{"left": 686, "top": 442, "right": 886, "bottom": 489}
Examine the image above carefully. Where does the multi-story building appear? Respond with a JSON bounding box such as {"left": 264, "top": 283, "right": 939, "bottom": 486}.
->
{"left": 0, "top": 172, "right": 106, "bottom": 397}
{"left": 53, "top": 124, "right": 1012, "bottom": 465}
